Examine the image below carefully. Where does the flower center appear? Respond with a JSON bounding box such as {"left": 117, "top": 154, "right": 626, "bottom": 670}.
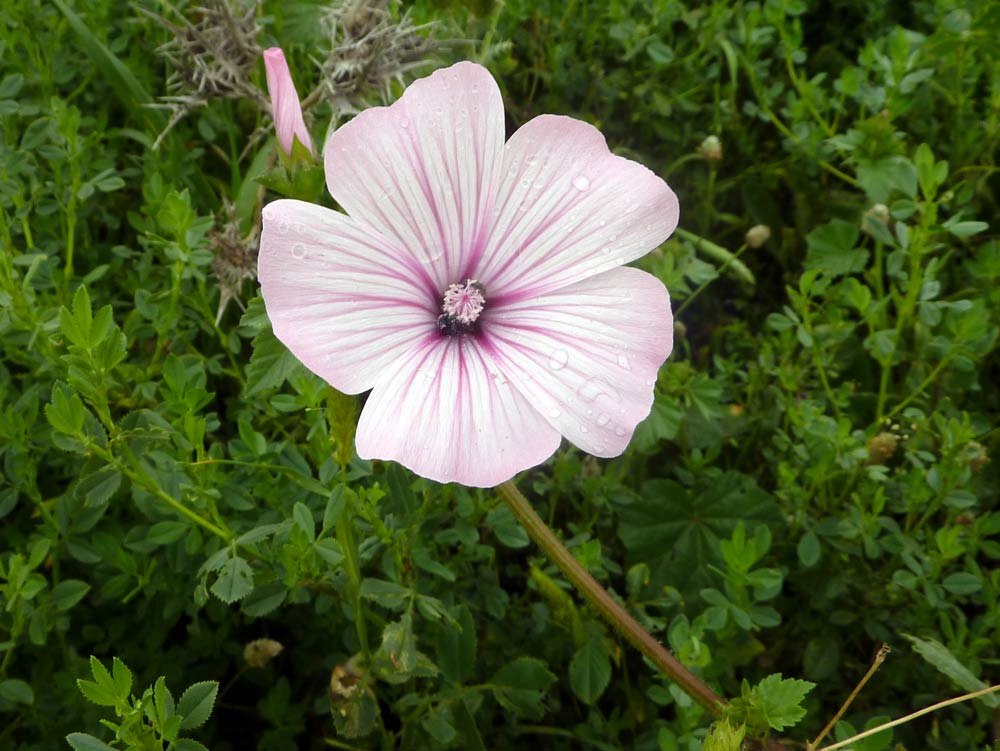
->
{"left": 437, "top": 279, "right": 486, "bottom": 336}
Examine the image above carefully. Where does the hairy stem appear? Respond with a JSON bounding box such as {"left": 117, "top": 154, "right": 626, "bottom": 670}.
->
{"left": 496, "top": 480, "right": 724, "bottom": 716}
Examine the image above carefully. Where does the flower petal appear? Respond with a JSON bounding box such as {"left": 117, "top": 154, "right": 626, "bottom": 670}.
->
{"left": 481, "top": 267, "right": 673, "bottom": 456}
{"left": 473, "top": 115, "right": 679, "bottom": 303}
{"left": 356, "top": 335, "right": 562, "bottom": 487}
{"left": 324, "top": 61, "right": 505, "bottom": 291}
{"left": 259, "top": 199, "right": 437, "bottom": 394}
{"left": 263, "top": 48, "right": 313, "bottom": 156}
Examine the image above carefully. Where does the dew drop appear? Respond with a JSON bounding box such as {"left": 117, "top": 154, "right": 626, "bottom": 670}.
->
{"left": 291, "top": 243, "right": 307, "bottom": 259}
{"left": 597, "top": 413, "right": 610, "bottom": 427}
{"left": 548, "top": 407, "right": 562, "bottom": 418}
{"left": 548, "top": 350, "right": 569, "bottom": 370}
{"left": 572, "top": 175, "right": 590, "bottom": 191}
{"left": 492, "top": 372, "right": 507, "bottom": 386}
{"left": 580, "top": 424, "right": 590, "bottom": 434}
{"left": 614, "top": 426, "right": 627, "bottom": 437}
{"left": 399, "top": 116, "right": 410, "bottom": 129}
{"left": 617, "top": 353, "right": 631, "bottom": 370}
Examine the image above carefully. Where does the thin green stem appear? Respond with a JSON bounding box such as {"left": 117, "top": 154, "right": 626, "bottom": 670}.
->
{"left": 884, "top": 356, "right": 951, "bottom": 421}
{"left": 674, "top": 228, "right": 756, "bottom": 285}
{"left": 676, "top": 242, "right": 750, "bottom": 318}
{"left": 337, "top": 510, "right": 371, "bottom": 661}
{"left": 495, "top": 480, "right": 724, "bottom": 716}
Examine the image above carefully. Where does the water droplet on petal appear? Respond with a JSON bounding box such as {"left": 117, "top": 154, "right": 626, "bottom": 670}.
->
{"left": 399, "top": 116, "right": 410, "bottom": 129}
{"left": 548, "top": 407, "right": 562, "bottom": 418}
{"left": 580, "top": 424, "right": 589, "bottom": 433}
{"left": 548, "top": 350, "right": 569, "bottom": 370}
{"left": 597, "top": 413, "right": 610, "bottom": 427}
{"left": 291, "top": 243, "right": 307, "bottom": 259}
{"left": 572, "top": 175, "right": 590, "bottom": 191}
{"left": 617, "top": 354, "right": 631, "bottom": 370}
{"left": 614, "top": 426, "right": 627, "bottom": 437}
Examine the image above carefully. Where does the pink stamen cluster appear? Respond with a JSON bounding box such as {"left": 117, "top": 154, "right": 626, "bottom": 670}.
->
{"left": 442, "top": 279, "right": 486, "bottom": 324}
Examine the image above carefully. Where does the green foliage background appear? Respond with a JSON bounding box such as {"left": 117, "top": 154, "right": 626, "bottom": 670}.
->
{"left": 1, "top": 0, "right": 998, "bottom": 749}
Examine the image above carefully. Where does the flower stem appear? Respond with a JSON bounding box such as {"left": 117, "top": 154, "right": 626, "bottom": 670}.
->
{"left": 495, "top": 480, "right": 724, "bottom": 716}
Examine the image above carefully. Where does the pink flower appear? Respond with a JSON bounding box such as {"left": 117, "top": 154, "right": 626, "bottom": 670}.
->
{"left": 258, "top": 62, "right": 678, "bottom": 487}
{"left": 263, "top": 47, "right": 313, "bottom": 157}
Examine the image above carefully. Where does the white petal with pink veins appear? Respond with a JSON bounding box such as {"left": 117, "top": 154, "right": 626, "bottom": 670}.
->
{"left": 356, "top": 335, "right": 562, "bottom": 487}
{"left": 324, "top": 62, "right": 505, "bottom": 292}
{"left": 259, "top": 199, "right": 437, "bottom": 395}
{"left": 472, "top": 115, "right": 679, "bottom": 304}
{"left": 481, "top": 267, "right": 673, "bottom": 456}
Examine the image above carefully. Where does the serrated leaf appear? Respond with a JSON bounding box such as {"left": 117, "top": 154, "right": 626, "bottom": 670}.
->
{"left": 245, "top": 328, "right": 301, "bottom": 396}
{"left": 755, "top": 673, "right": 815, "bottom": 731}
{"left": 210, "top": 557, "right": 254, "bottom": 604}
{"left": 65, "top": 733, "right": 116, "bottom": 751}
{"left": 76, "top": 679, "right": 117, "bottom": 707}
{"left": 904, "top": 634, "right": 1000, "bottom": 707}
{"left": 76, "top": 468, "right": 122, "bottom": 507}
{"left": 569, "top": 637, "right": 612, "bottom": 705}
{"left": 111, "top": 657, "right": 132, "bottom": 700}
{"left": 173, "top": 740, "right": 211, "bottom": 751}
{"left": 178, "top": 681, "right": 219, "bottom": 729}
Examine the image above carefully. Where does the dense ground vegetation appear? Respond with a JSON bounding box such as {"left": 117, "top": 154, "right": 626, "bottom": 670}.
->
{"left": 1, "top": 0, "right": 998, "bottom": 749}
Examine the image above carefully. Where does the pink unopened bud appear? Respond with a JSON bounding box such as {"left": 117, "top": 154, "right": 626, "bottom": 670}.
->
{"left": 263, "top": 47, "right": 313, "bottom": 157}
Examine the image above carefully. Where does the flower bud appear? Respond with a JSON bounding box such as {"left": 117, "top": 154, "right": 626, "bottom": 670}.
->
{"left": 865, "top": 203, "right": 890, "bottom": 225}
{"left": 745, "top": 224, "right": 771, "bottom": 248}
{"left": 263, "top": 47, "right": 314, "bottom": 157}
{"left": 700, "top": 135, "right": 722, "bottom": 161}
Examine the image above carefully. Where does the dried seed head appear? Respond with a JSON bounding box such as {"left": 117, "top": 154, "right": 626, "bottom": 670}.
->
{"left": 866, "top": 432, "right": 898, "bottom": 466}
{"left": 312, "top": 0, "right": 442, "bottom": 123}
{"left": 143, "top": 0, "right": 267, "bottom": 147}
{"left": 965, "top": 441, "right": 989, "bottom": 473}
{"left": 210, "top": 201, "right": 259, "bottom": 323}
{"left": 244, "top": 638, "right": 284, "bottom": 668}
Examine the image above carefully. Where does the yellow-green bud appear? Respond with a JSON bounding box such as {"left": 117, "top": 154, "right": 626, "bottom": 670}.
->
{"left": 700, "top": 135, "right": 722, "bottom": 161}
{"left": 745, "top": 224, "right": 771, "bottom": 248}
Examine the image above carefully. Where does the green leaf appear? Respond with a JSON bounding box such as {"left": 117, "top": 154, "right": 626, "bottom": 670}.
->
{"left": 435, "top": 605, "right": 477, "bottom": 685}
{"left": 147, "top": 521, "right": 189, "bottom": 546}
{"left": 292, "top": 502, "right": 315, "bottom": 542}
{"left": 569, "top": 636, "right": 612, "bottom": 705}
{"left": 904, "top": 634, "right": 1000, "bottom": 707}
{"left": 59, "top": 286, "right": 92, "bottom": 348}
{"left": 618, "top": 473, "right": 782, "bottom": 598}
{"left": 941, "top": 572, "right": 981, "bottom": 596}
{"left": 796, "top": 531, "right": 821, "bottom": 567}
{"left": 241, "top": 581, "right": 287, "bottom": 617}
{"left": 755, "top": 674, "right": 815, "bottom": 731}
{"left": 422, "top": 706, "right": 457, "bottom": 745}
{"left": 804, "top": 220, "right": 867, "bottom": 277}
{"left": 76, "top": 679, "right": 117, "bottom": 707}
{"left": 76, "top": 468, "right": 122, "bottom": 507}
{"left": 856, "top": 156, "right": 917, "bottom": 201}
{"left": 0, "top": 678, "right": 34, "bottom": 704}
{"left": 372, "top": 613, "right": 418, "bottom": 684}
{"left": 49, "top": 580, "right": 91, "bottom": 611}
{"left": 210, "top": 557, "right": 254, "bottom": 604}
{"left": 174, "top": 740, "right": 211, "bottom": 751}
{"left": 486, "top": 505, "right": 530, "bottom": 548}
{"left": 490, "top": 657, "right": 556, "bottom": 718}
{"left": 46, "top": 382, "right": 87, "bottom": 437}
{"left": 65, "top": 733, "right": 116, "bottom": 751}
{"left": 245, "top": 328, "right": 302, "bottom": 396}
{"left": 178, "top": 681, "right": 219, "bottom": 729}
{"left": 111, "top": 657, "right": 132, "bottom": 701}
